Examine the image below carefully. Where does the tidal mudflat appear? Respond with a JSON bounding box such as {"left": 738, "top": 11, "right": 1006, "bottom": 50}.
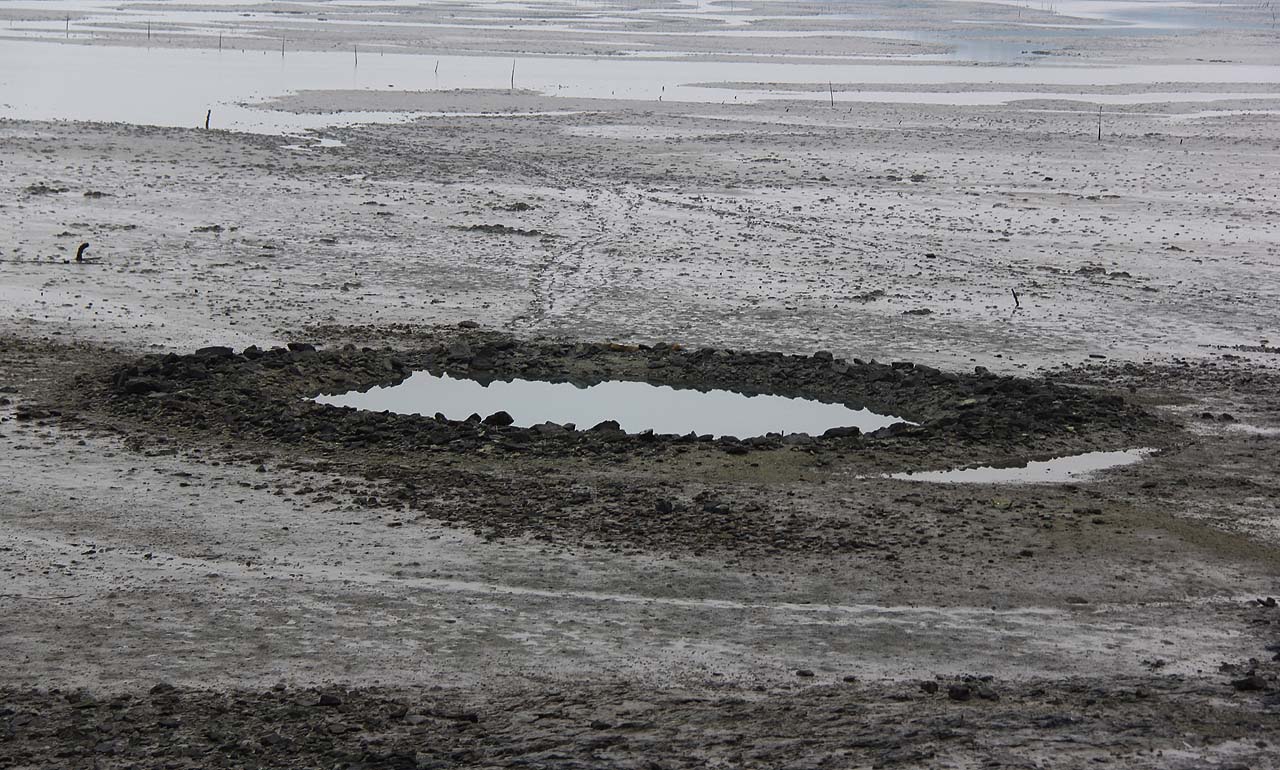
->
{"left": 2, "top": 0, "right": 1278, "bottom": 766}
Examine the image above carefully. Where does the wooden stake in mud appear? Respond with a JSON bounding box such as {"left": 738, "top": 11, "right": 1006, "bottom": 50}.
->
{"left": 281, "top": 37, "right": 286, "bottom": 57}
{"left": 1011, "top": 288, "right": 1021, "bottom": 309}
{"left": 147, "top": 21, "right": 151, "bottom": 40}
{"left": 829, "top": 81, "right": 834, "bottom": 107}
{"left": 205, "top": 109, "right": 211, "bottom": 129}
{"left": 510, "top": 59, "right": 516, "bottom": 91}
{"left": 218, "top": 33, "right": 222, "bottom": 50}
{"left": 354, "top": 43, "right": 358, "bottom": 66}
{"left": 434, "top": 59, "right": 439, "bottom": 75}
{"left": 65, "top": 15, "right": 69, "bottom": 38}
{"left": 1097, "top": 106, "right": 1103, "bottom": 141}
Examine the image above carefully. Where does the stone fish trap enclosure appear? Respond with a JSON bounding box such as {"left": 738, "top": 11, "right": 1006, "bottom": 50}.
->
{"left": 102, "top": 327, "right": 1168, "bottom": 461}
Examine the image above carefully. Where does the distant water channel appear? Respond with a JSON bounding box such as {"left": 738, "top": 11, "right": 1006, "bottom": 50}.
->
{"left": 316, "top": 372, "right": 908, "bottom": 438}
{"left": 3, "top": 38, "right": 1279, "bottom": 133}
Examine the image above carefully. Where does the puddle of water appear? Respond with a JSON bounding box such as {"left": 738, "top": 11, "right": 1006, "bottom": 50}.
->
{"left": 888, "top": 448, "right": 1154, "bottom": 484}
{"left": 1190, "top": 422, "right": 1280, "bottom": 437}
{"left": 315, "top": 371, "right": 907, "bottom": 438}
{"left": 281, "top": 135, "right": 346, "bottom": 150}
{"left": 1165, "top": 109, "right": 1280, "bottom": 122}
{"left": 970, "top": 0, "right": 1264, "bottom": 30}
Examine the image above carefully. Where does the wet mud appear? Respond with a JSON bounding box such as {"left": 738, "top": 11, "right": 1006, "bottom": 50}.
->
{"left": 3, "top": 0, "right": 1280, "bottom": 764}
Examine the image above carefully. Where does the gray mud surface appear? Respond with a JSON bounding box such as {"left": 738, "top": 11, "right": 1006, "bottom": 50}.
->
{"left": 3, "top": 0, "right": 1280, "bottom": 764}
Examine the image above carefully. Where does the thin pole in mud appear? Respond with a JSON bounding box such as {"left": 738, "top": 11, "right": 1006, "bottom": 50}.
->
{"left": 435, "top": 59, "right": 439, "bottom": 75}
{"left": 205, "top": 110, "right": 211, "bottom": 129}
{"left": 281, "top": 37, "right": 285, "bottom": 57}
{"left": 511, "top": 60, "right": 516, "bottom": 91}
{"left": 1011, "top": 288, "right": 1020, "bottom": 309}
{"left": 65, "top": 15, "right": 69, "bottom": 38}
{"left": 1097, "top": 106, "right": 1103, "bottom": 141}
{"left": 354, "top": 44, "right": 358, "bottom": 67}
{"left": 829, "top": 81, "right": 834, "bottom": 107}
{"left": 147, "top": 21, "right": 151, "bottom": 41}
{"left": 218, "top": 33, "right": 222, "bottom": 51}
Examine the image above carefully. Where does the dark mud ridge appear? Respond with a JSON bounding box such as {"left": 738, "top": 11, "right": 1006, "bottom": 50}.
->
{"left": 4, "top": 659, "right": 1279, "bottom": 770}
{"left": 101, "top": 327, "right": 1164, "bottom": 459}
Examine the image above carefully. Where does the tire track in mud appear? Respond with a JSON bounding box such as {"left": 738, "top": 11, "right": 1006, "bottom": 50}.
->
{"left": 506, "top": 187, "right": 643, "bottom": 332}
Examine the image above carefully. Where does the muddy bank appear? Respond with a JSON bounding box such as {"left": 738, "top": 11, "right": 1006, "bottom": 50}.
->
{"left": 3, "top": 650, "right": 1279, "bottom": 770}
{"left": 34, "top": 326, "right": 1165, "bottom": 556}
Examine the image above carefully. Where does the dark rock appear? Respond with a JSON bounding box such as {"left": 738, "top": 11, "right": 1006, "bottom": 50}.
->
{"left": 447, "top": 341, "right": 474, "bottom": 361}
{"left": 23, "top": 183, "right": 69, "bottom": 195}
{"left": 458, "top": 320, "right": 480, "bottom": 329}
{"left": 590, "top": 420, "right": 622, "bottom": 432}
{"left": 194, "top": 345, "right": 234, "bottom": 360}
{"left": 589, "top": 719, "right": 611, "bottom": 730}
{"left": 149, "top": 681, "right": 177, "bottom": 695}
{"left": 919, "top": 681, "right": 939, "bottom": 694}
{"left": 65, "top": 690, "right": 95, "bottom": 705}
{"left": 317, "top": 692, "right": 343, "bottom": 706}
{"left": 482, "top": 411, "right": 514, "bottom": 426}
{"left": 822, "top": 426, "right": 861, "bottom": 438}
{"left": 947, "top": 685, "right": 972, "bottom": 701}
{"left": 795, "top": 669, "right": 815, "bottom": 678}
{"left": 286, "top": 342, "right": 316, "bottom": 353}
{"left": 1232, "top": 675, "right": 1268, "bottom": 692}
{"left": 812, "top": 350, "right": 834, "bottom": 361}
{"left": 123, "top": 377, "right": 168, "bottom": 395}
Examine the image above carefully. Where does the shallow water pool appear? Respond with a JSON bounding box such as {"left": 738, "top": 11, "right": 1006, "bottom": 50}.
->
{"left": 888, "top": 448, "right": 1154, "bottom": 484}
{"left": 315, "top": 371, "right": 908, "bottom": 438}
